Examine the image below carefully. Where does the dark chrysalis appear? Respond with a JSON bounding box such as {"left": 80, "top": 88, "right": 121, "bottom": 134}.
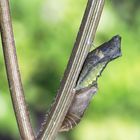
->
{"left": 59, "top": 35, "right": 122, "bottom": 132}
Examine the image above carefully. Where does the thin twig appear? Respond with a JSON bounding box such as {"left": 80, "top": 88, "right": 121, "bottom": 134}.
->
{"left": 0, "top": 0, "right": 35, "bottom": 139}
{"left": 38, "top": 0, "right": 105, "bottom": 139}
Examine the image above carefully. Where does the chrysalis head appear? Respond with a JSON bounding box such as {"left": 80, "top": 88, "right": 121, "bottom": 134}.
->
{"left": 96, "top": 35, "right": 122, "bottom": 61}
{"left": 76, "top": 35, "right": 122, "bottom": 90}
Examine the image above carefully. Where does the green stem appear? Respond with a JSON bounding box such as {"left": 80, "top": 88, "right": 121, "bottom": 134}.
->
{"left": 38, "top": 0, "right": 105, "bottom": 139}
{"left": 0, "top": 0, "right": 35, "bottom": 139}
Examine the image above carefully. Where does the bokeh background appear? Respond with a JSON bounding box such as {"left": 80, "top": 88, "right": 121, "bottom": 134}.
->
{"left": 0, "top": 0, "right": 140, "bottom": 140}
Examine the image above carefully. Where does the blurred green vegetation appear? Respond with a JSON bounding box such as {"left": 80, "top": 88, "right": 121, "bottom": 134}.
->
{"left": 0, "top": 0, "right": 140, "bottom": 140}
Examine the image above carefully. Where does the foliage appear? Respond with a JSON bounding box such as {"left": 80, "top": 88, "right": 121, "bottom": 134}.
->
{"left": 0, "top": 0, "right": 140, "bottom": 139}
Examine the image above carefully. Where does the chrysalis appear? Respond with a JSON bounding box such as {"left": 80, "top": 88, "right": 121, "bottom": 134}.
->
{"left": 60, "top": 35, "right": 122, "bottom": 132}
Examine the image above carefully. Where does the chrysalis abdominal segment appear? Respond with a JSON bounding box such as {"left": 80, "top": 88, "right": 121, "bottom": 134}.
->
{"left": 60, "top": 35, "right": 122, "bottom": 132}
{"left": 59, "top": 84, "right": 97, "bottom": 132}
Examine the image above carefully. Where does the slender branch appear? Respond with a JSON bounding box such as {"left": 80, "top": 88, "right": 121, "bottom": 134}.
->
{"left": 0, "top": 0, "right": 35, "bottom": 139}
{"left": 38, "top": 0, "right": 105, "bottom": 139}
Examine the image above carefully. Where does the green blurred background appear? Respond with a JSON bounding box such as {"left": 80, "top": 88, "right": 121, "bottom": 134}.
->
{"left": 0, "top": 0, "right": 140, "bottom": 139}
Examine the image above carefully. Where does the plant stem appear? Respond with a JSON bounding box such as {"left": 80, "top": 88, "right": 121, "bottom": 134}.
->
{"left": 0, "top": 0, "right": 35, "bottom": 139}
{"left": 38, "top": 0, "right": 105, "bottom": 139}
